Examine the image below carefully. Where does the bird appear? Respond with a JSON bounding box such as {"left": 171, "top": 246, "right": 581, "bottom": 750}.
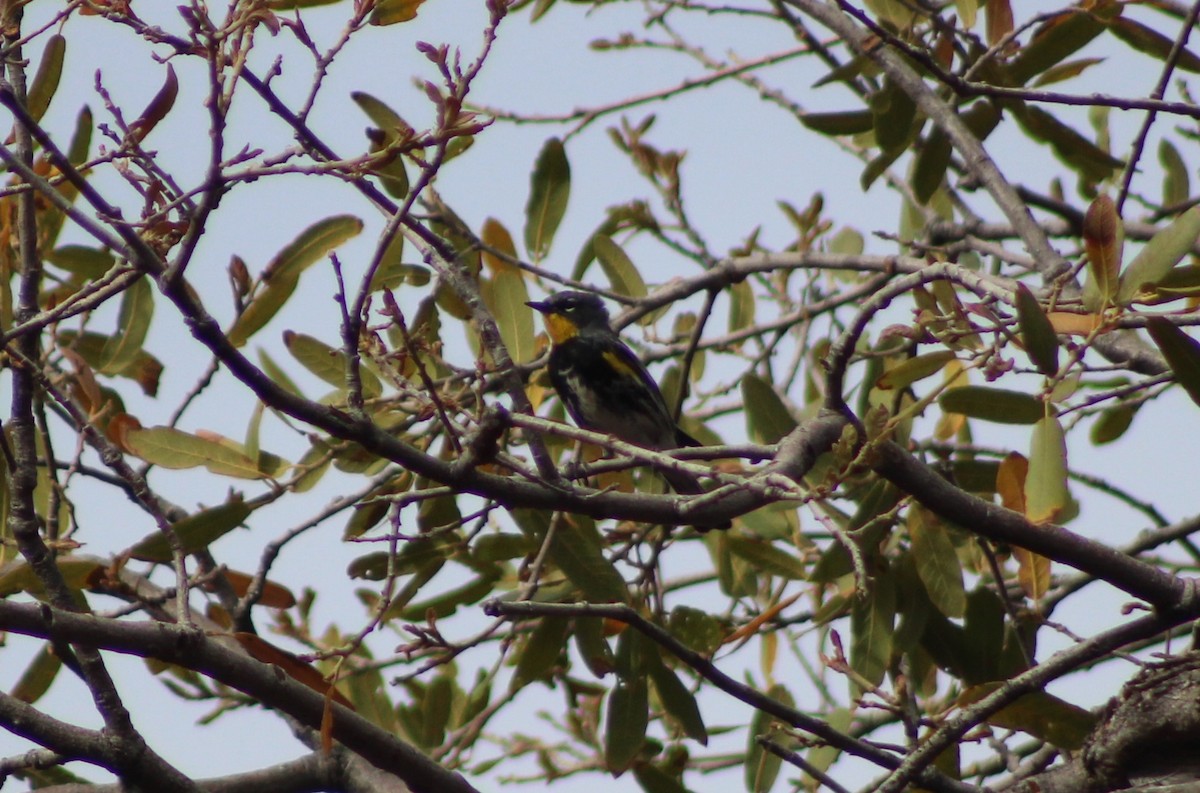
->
{"left": 526, "top": 290, "right": 729, "bottom": 530}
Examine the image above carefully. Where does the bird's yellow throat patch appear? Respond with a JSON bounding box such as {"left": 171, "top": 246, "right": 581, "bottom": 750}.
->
{"left": 542, "top": 313, "right": 579, "bottom": 344}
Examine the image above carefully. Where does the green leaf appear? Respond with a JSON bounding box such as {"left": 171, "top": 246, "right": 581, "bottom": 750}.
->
{"left": 341, "top": 651, "right": 399, "bottom": 733}
{"left": 1159, "top": 139, "right": 1190, "bottom": 208}
{"left": 351, "top": 91, "right": 412, "bottom": 138}
{"left": 367, "top": 138, "right": 409, "bottom": 199}
{"left": 592, "top": 234, "right": 648, "bottom": 298}
{"left": 272, "top": 214, "right": 366, "bottom": 285}
{"left": 649, "top": 662, "right": 707, "bottom": 744}
{"left": 954, "top": 0, "right": 977, "bottom": 28}
{"left": 728, "top": 279, "right": 756, "bottom": 334}
{"left": 632, "top": 762, "right": 692, "bottom": 793}
{"left": 1011, "top": 104, "right": 1122, "bottom": 183}
{"left": 912, "top": 126, "right": 951, "bottom": 205}
{"left": 46, "top": 246, "right": 115, "bottom": 280}
{"left": 266, "top": 0, "right": 345, "bottom": 7}
{"left": 812, "top": 54, "right": 870, "bottom": 89}
{"left": 489, "top": 269, "right": 536, "bottom": 363}
{"left": 951, "top": 459, "right": 1001, "bottom": 495}
{"left": 1143, "top": 263, "right": 1200, "bottom": 302}
{"left": 741, "top": 374, "right": 797, "bottom": 443}
{"left": 124, "top": 426, "right": 267, "bottom": 479}
{"left": 293, "top": 440, "right": 332, "bottom": 492}
{"left": 56, "top": 330, "right": 163, "bottom": 396}
{"left": 471, "top": 532, "right": 535, "bottom": 563}
{"left": 667, "top": 606, "right": 726, "bottom": 656}
{"left": 1005, "top": 4, "right": 1115, "bottom": 86}
{"left": 419, "top": 674, "right": 454, "bottom": 748}
{"left": 353, "top": 92, "right": 412, "bottom": 198}
{"left": 892, "top": 553, "right": 933, "bottom": 654}
{"left": 227, "top": 215, "right": 363, "bottom": 346}
{"left": 850, "top": 566, "right": 895, "bottom": 687}
{"left": 863, "top": 0, "right": 916, "bottom": 30}
{"left": 512, "top": 617, "right": 570, "bottom": 690}
{"left": 919, "top": 609, "right": 972, "bottom": 680}
{"left": 745, "top": 683, "right": 793, "bottom": 792}
{"left": 283, "top": 331, "right": 383, "bottom": 399}
{"left": 513, "top": 510, "right": 629, "bottom": 604}
{"left": 10, "top": 643, "right": 62, "bottom": 704}
{"left": 737, "top": 501, "right": 800, "bottom": 542}
{"left": 800, "top": 110, "right": 874, "bottom": 136}
{"left": 0, "top": 556, "right": 104, "bottom": 598}
{"left": 99, "top": 275, "right": 154, "bottom": 372}
{"left": 348, "top": 535, "right": 456, "bottom": 580}
{"left": 940, "top": 385, "right": 1044, "bottom": 424}
{"left": 871, "top": 79, "right": 917, "bottom": 155}
{"left": 615, "top": 627, "right": 654, "bottom": 680}
{"left": 963, "top": 586, "right": 1007, "bottom": 683}
{"left": 27, "top": 34, "right": 65, "bottom": 123}
{"left": 343, "top": 500, "right": 388, "bottom": 540}
{"left": 1026, "top": 416, "right": 1069, "bottom": 523}
{"left": 876, "top": 350, "right": 956, "bottom": 390}
{"left": 370, "top": 0, "right": 426, "bottom": 24}
{"left": 67, "top": 105, "right": 93, "bottom": 167}
{"left": 860, "top": 144, "right": 905, "bottom": 192}
{"left": 1090, "top": 403, "right": 1137, "bottom": 445}
{"left": 395, "top": 572, "right": 497, "bottom": 621}
{"left": 1117, "top": 207, "right": 1200, "bottom": 305}
{"left": 1147, "top": 318, "right": 1200, "bottom": 408}
{"left": 908, "top": 509, "right": 966, "bottom": 618}
{"left": 530, "top": 0, "right": 557, "bottom": 22}
{"left": 258, "top": 349, "right": 302, "bottom": 397}
{"left": 575, "top": 617, "right": 616, "bottom": 678}
{"left": 129, "top": 497, "right": 252, "bottom": 562}
{"left": 417, "top": 488, "right": 461, "bottom": 533}
{"left": 524, "top": 137, "right": 571, "bottom": 259}
{"left": 960, "top": 685, "right": 1096, "bottom": 749}
{"left": 369, "top": 258, "right": 429, "bottom": 294}
{"left": 724, "top": 535, "right": 808, "bottom": 580}
{"left": 1014, "top": 283, "right": 1060, "bottom": 376}
{"left": 805, "top": 707, "right": 854, "bottom": 778}
{"left": 1108, "top": 17, "right": 1200, "bottom": 73}
{"left": 708, "top": 531, "right": 757, "bottom": 597}
{"left": 550, "top": 516, "right": 628, "bottom": 603}
{"left": 605, "top": 679, "right": 649, "bottom": 775}
{"left": 828, "top": 227, "right": 864, "bottom": 256}
{"left": 1031, "top": 57, "right": 1105, "bottom": 87}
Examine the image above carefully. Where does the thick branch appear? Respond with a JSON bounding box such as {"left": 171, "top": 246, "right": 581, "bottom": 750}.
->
{"left": 0, "top": 601, "right": 477, "bottom": 793}
{"left": 873, "top": 442, "right": 1189, "bottom": 608}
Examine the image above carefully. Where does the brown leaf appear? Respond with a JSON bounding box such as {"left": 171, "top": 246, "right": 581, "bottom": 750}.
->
{"left": 985, "top": 0, "right": 1014, "bottom": 49}
{"left": 106, "top": 412, "right": 144, "bottom": 453}
{"left": 1046, "top": 312, "right": 1103, "bottom": 336}
{"left": 996, "top": 452, "right": 1028, "bottom": 514}
{"left": 128, "top": 65, "right": 178, "bottom": 144}
{"left": 232, "top": 633, "right": 354, "bottom": 710}
{"left": 1083, "top": 194, "right": 1121, "bottom": 302}
{"left": 206, "top": 569, "right": 297, "bottom": 609}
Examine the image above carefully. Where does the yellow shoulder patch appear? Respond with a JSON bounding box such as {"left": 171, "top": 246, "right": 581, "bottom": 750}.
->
{"left": 601, "top": 349, "right": 638, "bottom": 379}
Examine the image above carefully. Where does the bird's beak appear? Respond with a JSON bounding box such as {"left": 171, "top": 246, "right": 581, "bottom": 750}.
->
{"left": 526, "top": 300, "right": 550, "bottom": 314}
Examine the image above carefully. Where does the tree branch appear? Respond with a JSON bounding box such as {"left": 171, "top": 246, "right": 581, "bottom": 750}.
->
{"left": 0, "top": 600, "right": 478, "bottom": 793}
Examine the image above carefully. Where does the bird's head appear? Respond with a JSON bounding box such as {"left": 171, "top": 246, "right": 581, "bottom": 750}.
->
{"left": 526, "top": 291, "right": 611, "bottom": 344}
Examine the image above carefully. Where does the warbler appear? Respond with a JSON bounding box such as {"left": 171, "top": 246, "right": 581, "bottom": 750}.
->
{"left": 527, "top": 291, "right": 729, "bottom": 530}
